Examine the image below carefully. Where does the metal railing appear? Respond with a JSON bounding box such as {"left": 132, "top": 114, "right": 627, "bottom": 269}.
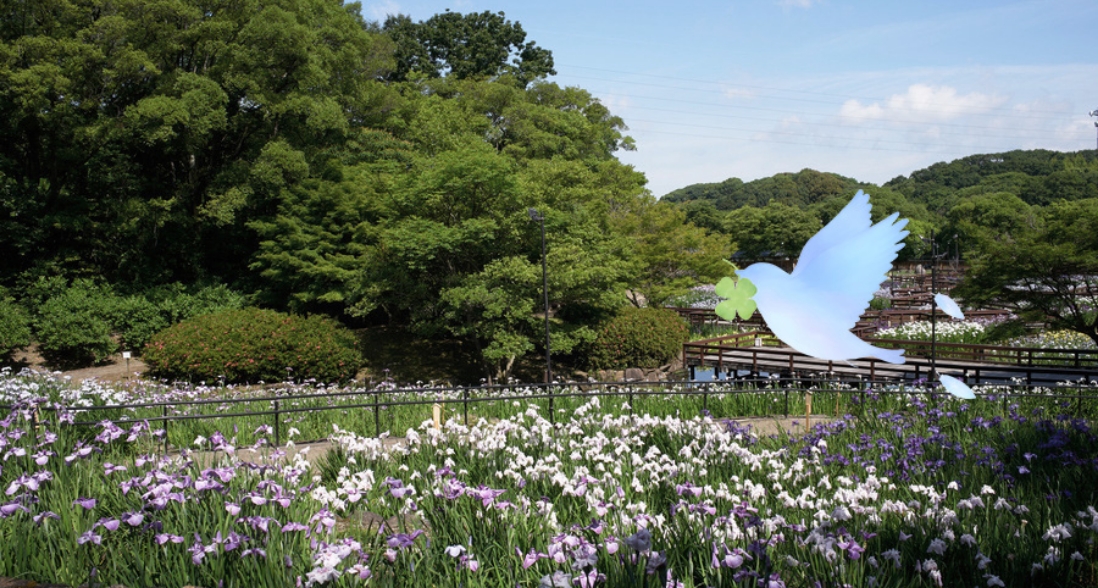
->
{"left": 684, "top": 332, "right": 1098, "bottom": 387}
{"left": 6, "top": 375, "right": 1097, "bottom": 456}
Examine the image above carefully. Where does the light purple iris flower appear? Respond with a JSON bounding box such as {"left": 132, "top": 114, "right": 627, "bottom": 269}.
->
{"left": 122, "top": 512, "right": 144, "bottom": 527}
{"left": 78, "top": 531, "right": 102, "bottom": 545}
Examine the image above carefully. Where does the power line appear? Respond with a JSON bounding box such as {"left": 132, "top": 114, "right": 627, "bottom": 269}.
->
{"left": 584, "top": 87, "right": 1073, "bottom": 135}
{"left": 557, "top": 63, "right": 1075, "bottom": 118}
{"left": 625, "top": 117, "right": 1043, "bottom": 151}
{"left": 627, "top": 126, "right": 1028, "bottom": 155}
{"left": 623, "top": 105, "right": 1057, "bottom": 142}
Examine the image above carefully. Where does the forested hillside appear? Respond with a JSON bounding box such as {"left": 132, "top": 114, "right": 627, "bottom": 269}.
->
{"left": 663, "top": 150, "right": 1098, "bottom": 345}
{"left": 0, "top": 0, "right": 728, "bottom": 378}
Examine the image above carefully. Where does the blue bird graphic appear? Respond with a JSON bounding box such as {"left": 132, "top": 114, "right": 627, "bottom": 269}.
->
{"left": 729, "top": 190, "right": 908, "bottom": 364}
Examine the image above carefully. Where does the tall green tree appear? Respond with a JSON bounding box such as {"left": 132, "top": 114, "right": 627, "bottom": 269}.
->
{"left": 723, "top": 201, "right": 820, "bottom": 261}
{"left": 610, "top": 198, "right": 730, "bottom": 307}
{"left": 382, "top": 10, "right": 554, "bottom": 87}
{"left": 0, "top": 0, "right": 393, "bottom": 287}
{"left": 955, "top": 198, "right": 1098, "bottom": 346}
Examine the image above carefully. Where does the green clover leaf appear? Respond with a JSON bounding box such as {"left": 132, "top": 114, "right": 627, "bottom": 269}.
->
{"left": 713, "top": 276, "right": 757, "bottom": 321}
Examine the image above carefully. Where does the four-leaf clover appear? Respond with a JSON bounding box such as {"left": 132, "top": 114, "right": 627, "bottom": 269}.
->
{"left": 714, "top": 276, "right": 757, "bottom": 321}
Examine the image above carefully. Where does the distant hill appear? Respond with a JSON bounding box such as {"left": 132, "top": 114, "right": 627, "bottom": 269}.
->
{"left": 662, "top": 149, "right": 1098, "bottom": 215}
{"left": 884, "top": 149, "right": 1098, "bottom": 214}
{"left": 662, "top": 169, "right": 860, "bottom": 210}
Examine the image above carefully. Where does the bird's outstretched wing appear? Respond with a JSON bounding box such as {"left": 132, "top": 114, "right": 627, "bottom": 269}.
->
{"left": 791, "top": 190, "right": 908, "bottom": 331}
{"left": 793, "top": 190, "right": 872, "bottom": 273}
{"left": 939, "top": 374, "right": 976, "bottom": 400}
{"left": 934, "top": 293, "right": 965, "bottom": 320}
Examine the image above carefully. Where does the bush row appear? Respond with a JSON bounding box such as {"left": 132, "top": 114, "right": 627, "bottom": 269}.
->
{"left": 4, "top": 278, "right": 246, "bottom": 367}
{"left": 142, "top": 308, "right": 361, "bottom": 384}
{"left": 587, "top": 306, "right": 689, "bottom": 370}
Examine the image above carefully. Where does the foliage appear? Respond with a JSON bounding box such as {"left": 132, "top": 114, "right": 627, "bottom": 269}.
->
{"left": 610, "top": 198, "right": 730, "bottom": 308}
{"left": 944, "top": 192, "right": 1038, "bottom": 258}
{"left": 32, "top": 280, "right": 118, "bottom": 367}
{"left": 723, "top": 201, "right": 820, "bottom": 260}
{"left": 955, "top": 199, "right": 1098, "bottom": 346}
{"left": 382, "top": 10, "right": 554, "bottom": 86}
{"left": 247, "top": 76, "right": 645, "bottom": 378}
{"left": 104, "top": 295, "right": 168, "bottom": 353}
{"left": 868, "top": 296, "right": 892, "bottom": 311}
{"left": 0, "top": 0, "right": 395, "bottom": 287}
{"left": 587, "top": 307, "right": 688, "bottom": 369}
{"left": 662, "top": 168, "right": 858, "bottom": 209}
{"left": 0, "top": 290, "right": 30, "bottom": 361}
{"left": 142, "top": 308, "right": 361, "bottom": 384}
{"left": 146, "top": 283, "right": 248, "bottom": 325}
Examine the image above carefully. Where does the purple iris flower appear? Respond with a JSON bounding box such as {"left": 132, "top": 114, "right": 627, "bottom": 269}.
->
{"left": 96, "top": 518, "right": 120, "bottom": 532}
{"left": 1, "top": 502, "right": 28, "bottom": 517}
{"left": 33, "top": 511, "right": 60, "bottom": 526}
{"left": 78, "top": 531, "right": 102, "bottom": 545}
{"left": 122, "top": 512, "right": 144, "bottom": 527}
{"left": 73, "top": 497, "right": 97, "bottom": 510}
{"left": 517, "top": 547, "right": 548, "bottom": 569}
{"left": 624, "top": 528, "right": 652, "bottom": 552}
{"left": 155, "top": 533, "right": 184, "bottom": 545}
{"left": 386, "top": 530, "right": 424, "bottom": 549}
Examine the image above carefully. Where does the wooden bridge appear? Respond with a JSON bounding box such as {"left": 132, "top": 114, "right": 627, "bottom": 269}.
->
{"left": 683, "top": 331, "right": 1098, "bottom": 388}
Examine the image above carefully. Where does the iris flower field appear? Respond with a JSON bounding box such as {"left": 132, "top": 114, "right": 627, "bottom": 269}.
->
{"left": 1, "top": 368, "right": 1097, "bottom": 587}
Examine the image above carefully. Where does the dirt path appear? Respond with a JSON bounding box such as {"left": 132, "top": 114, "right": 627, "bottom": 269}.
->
{"left": 12, "top": 346, "right": 147, "bottom": 383}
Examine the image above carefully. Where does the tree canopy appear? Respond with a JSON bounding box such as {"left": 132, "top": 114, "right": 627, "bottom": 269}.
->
{"left": 381, "top": 10, "right": 554, "bottom": 87}
{"left": 0, "top": 1, "right": 726, "bottom": 379}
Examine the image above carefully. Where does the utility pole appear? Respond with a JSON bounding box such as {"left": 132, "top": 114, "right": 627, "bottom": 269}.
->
{"left": 1091, "top": 110, "right": 1098, "bottom": 150}
{"left": 528, "top": 209, "right": 552, "bottom": 419}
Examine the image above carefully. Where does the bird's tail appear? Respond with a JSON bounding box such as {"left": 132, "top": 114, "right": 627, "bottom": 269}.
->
{"left": 873, "top": 347, "right": 906, "bottom": 365}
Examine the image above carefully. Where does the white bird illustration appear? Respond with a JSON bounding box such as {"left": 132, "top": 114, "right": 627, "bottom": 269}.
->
{"left": 934, "top": 293, "right": 965, "bottom": 320}
{"left": 732, "top": 190, "right": 908, "bottom": 363}
{"left": 938, "top": 374, "right": 976, "bottom": 400}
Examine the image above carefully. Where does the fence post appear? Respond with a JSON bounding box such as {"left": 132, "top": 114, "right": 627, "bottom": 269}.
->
{"left": 805, "top": 391, "right": 812, "bottom": 435}
{"left": 463, "top": 387, "right": 469, "bottom": 426}
{"left": 548, "top": 382, "right": 555, "bottom": 427}
{"left": 273, "top": 396, "right": 280, "bottom": 448}
{"left": 374, "top": 387, "right": 380, "bottom": 438}
{"left": 860, "top": 382, "right": 866, "bottom": 418}
{"left": 703, "top": 381, "right": 709, "bottom": 414}
{"left": 162, "top": 404, "right": 168, "bottom": 455}
{"left": 784, "top": 389, "right": 789, "bottom": 418}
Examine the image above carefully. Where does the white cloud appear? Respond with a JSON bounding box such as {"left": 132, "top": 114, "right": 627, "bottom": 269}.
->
{"left": 839, "top": 100, "right": 885, "bottom": 120}
{"left": 838, "top": 84, "right": 1007, "bottom": 124}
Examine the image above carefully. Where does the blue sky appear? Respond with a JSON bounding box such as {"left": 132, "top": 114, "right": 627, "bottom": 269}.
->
{"left": 359, "top": 0, "right": 1098, "bottom": 196}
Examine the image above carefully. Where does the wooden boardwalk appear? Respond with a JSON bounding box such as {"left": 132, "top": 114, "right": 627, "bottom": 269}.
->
{"left": 685, "top": 336, "right": 1097, "bottom": 388}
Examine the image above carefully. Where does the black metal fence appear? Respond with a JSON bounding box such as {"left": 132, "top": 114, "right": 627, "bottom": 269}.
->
{"left": 6, "top": 376, "right": 1097, "bottom": 455}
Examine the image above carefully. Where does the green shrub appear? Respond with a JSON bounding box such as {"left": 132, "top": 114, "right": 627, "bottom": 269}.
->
{"left": 106, "top": 295, "right": 169, "bottom": 352}
{"left": 0, "top": 294, "right": 31, "bottom": 361}
{"left": 150, "top": 283, "right": 246, "bottom": 324}
{"left": 869, "top": 296, "right": 892, "bottom": 311}
{"left": 33, "top": 280, "right": 118, "bottom": 367}
{"left": 143, "top": 308, "right": 361, "bottom": 384}
{"left": 588, "top": 307, "right": 689, "bottom": 370}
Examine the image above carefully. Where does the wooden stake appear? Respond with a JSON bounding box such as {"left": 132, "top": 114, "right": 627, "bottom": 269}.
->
{"left": 805, "top": 392, "right": 812, "bottom": 434}
{"left": 432, "top": 403, "right": 443, "bottom": 430}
